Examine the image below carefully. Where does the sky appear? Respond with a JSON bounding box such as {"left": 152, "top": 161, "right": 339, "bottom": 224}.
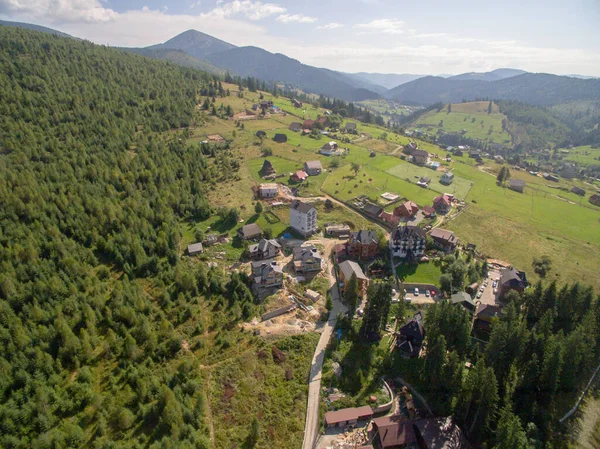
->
{"left": 1, "top": 0, "right": 600, "bottom": 76}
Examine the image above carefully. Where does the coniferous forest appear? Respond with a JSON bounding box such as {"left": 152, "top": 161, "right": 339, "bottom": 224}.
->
{"left": 0, "top": 27, "right": 273, "bottom": 448}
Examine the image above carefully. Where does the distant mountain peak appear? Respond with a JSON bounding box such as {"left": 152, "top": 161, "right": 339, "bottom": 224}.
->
{"left": 149, "top": 29, "right": 236, "bottom": 60}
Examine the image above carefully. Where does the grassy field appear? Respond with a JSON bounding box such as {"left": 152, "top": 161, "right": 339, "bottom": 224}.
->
{"left": 386, "top": 161, "right": 473, "bottom": 199}
{"left": 396, "top": 262, "right": 443, "bottom": 285}
{"left": 564, "top": 145, "right": 600, "bottom": 166}
{"left": 414, "top": 101, "right": 512, "bottom": 144}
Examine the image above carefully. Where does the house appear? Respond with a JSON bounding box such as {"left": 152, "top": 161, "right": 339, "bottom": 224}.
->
{"left": 255, "top": 130, "right": 267, "bottom": 138}
{"left": 379, "top": 211, "right": 401, "bottom": 225}
{"left": 317, "top": 116, "right": 328, "bottom": 127}
{"left": 238, "top": 223, "right": 263, "bottom": 241}
{"left": 589, "top": 194, "right": 600, "bottom": 207}
{"left": 258, "top": 183, "right": 278, "bottom": 198}
{"left": 187, "top": 242, "right": 203, "bottom": 256}
{"left": 251, "top": 103, "right": 259, "bottom": 111}
{"left": 422, "top": 206, "right": 436, "bottom": 218}
{"left": 417, "top": 176, "right": 430, "bottom": 188}
{"left": 450, "top": 292, "right": 476, "bottom": 313}
{"left": 347, "top": 230, "right": 379, "bottom": 259}
{"left": 429, "top": 228, "right": 459, "bottom": 252}
{"left": 204, "top": 234, "right": 218, "bottom": 246}
{"left": 339, "top": 260, "right": 369, "bottom": 296}
{"left": 509, "top": 179, "right": 526, "bottom": 193}
{"left": 290, "top": 200, "right": 317, "bottom": 237}
{"left": 291, "top": 170, "right": 308, "bottom": 182}
{"left": 571, "top": 186, "right": 585, "bottom": 196}
{"left": 253, "top": 260, "right": 283, "bottom": 289}
{"left": 393, "top": 201, "right": 419, "bottom": 219}
{"left": 292, "top": 99, "right": 302, "bottom": 108}
{"left": 304, "top": 160, "right": 323, "bottom": 176}
{"left": 370, "top": 415, "right": 416, "bottom": 449}
{"left": 440, "top": 172, "right": 454, "bottom": 185}
{"left": 273, "top": 133, "right": 287, "bottom": 143}
{"left": 475, "top": 303, "right": 501, "bottom": 330}
{"left": 389, "top": 225, "right": 426, "bottom": 259}
{"left": 259, "top": 159, "right": 276, "bottom": 177}
{"left": 289, "top": 122, "right": 302, "bottom": 132}
{"left": 303, "top": 119, "right": 316, "bottom": 129}
{"left": 324, "top": 406, "right": 373, "bottom": 428}
{"left": 404, "top": 142, "right": 418, "bottom": 154}
{"left": 454, "top": 149, "right": 464, "bottom": 157}
{"left": 304, "top": 289, "right": 321, "bottom": 302}
{"left": 494, "top": 155, "right": 504, "bottom": 163}
{"left": 304, "top": 161, "right": 323, "bottom": 176}
{"left": 412, "top": 149, "right": 429, "bottom": 165}
{"left": 320, "top": 141, "right": 339, "bottom": 156}
{"left": 396, "top": 311, "right": 425, "bottom": 357}
{"left": 248, "top": 238, "right": 281, "bottom": 260}
{"left": 325, "top": 224, "right": 351, "bottom": 238}
{"left": 413, "top": 417, "right": 470, "bottom": 449}
{"left": 293, "top": 245, "right": 323, "bottom": 273}
{"left": 469, "top": 151, "right": 480, "bottom": 159}
{"left": 543, "top": 173, "right": 560, "bottom": 182}
{"left": 433, "top": 194, "right": 452, "bottom": 214}
{"left": 363, "top": 202, "right": 383, "bottom": 219}
{"left": 499, "top": 267, "right": 528, "bottom": 299}
{"left": 344, "top": 122, "right": 357, "bottom": 133}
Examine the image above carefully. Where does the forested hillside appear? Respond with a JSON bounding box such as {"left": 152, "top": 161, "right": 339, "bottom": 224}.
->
{"left": 0, "top": 27, "right": 278, "bottom": 448}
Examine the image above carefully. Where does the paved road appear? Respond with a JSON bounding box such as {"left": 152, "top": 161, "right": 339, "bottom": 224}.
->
{"left": 301, "top": 243, "right": 346, "bottom": 449}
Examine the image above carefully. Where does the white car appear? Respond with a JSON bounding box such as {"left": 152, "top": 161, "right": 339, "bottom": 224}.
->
{"left": 392, "top": 289, "right": 397, "bottom": 295}
{"left": 477, "top": 292, "right": 483, "bottom": 298}
{"left": 414, "top": 288, "right": 419, "bottom": 296}
{"left": 425, "top": 290, "right": 430, "bottom": 297}
{"left": 480, "top": 286, "right": 485, "bottom": 292}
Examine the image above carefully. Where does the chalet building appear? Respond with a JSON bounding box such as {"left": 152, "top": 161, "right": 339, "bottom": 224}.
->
{"left": 499, "top": 267, "right": 528, "bottom": 299}
{"left": 589, "top": 194, "right": 600, "bottom": 207}
{"left": 187, "top": 243, "right": 203, "bottom": 256}
{"left": 412, "top": 149, "right": 429, "bottom": 165}
{"left": 303, "top": 119, "right": 316, "bottom": 129}
{"left": 304, "top": 160, "right": 323, "bottom": 176}
{"left": 248, "top": 238, "right": 281, "bottom": 260}
{"left": 290, "top": 200, "right": 317, "bottom": 237}
{"left": 347, "top": 230, "right": 379, "bottom": 259}
{"left": 433, "top": 194, "right": 452, "bottom": 214}
{"left": 389, "top": 225, "right": 426, "bottom": 259}
{"left": 393, "top": 201, "right": 419, "bottom": 219}
{"left": 320, "top": 141, "right": 340, "bottom": 156}
{"left": 289, "top": 122, "right": 302, "bottom": 132}
{"left": 273, "top": 133, "right": 287, "bottom": 143}
{"left": 450, "top": 292, "right": 476, "bottom": 313}
{"left": 253, "top": 260, "right": 283, "bottom": 289}
{"left": 238, "top": 223, "right": 263, "bottom": 241}
{"left": 404, "top": 142, "right": 418, "bottom": 154}
{"left": 362, "top": 202, "right": 383, "bottom": 220}
{"left": 370, "top": 415, "right": 416, "bottom": 448}
{"left": 509, "top": 179, "right": 526, "bottom": 193}
{"left": 417, "top": 176, "right": 430, "bottom": 188}
{"left": 440, "top": 172, "right": 454, "bottom": 185}
{"left": 475, "top": 303, "right": 501, "bottom": 330}
{"left": 258, "top": 183, "right": 278, "bottom": 198}
{"left": 571, "top": 186, "right": 585, "bottom": 196}
{"left": 324, "top": 406, "right": 373, "bottom": 429}
{"left": 396, "top": 312, "right": 425, "bottom": 358}
{"left": 429, "top": 228, "right": 458, "bottom": 252}
{"left": 338, "top": 260, "right": 369, "bottom": 296}
{"left": 293, "top": 245, "right": 323, "bottom": 273}
{"left": 259, "top": 159, "right": 276, "bottom": 177}
{"left": 292, "top": 99, "right": 302, "bottom": 108}
{"left": 290, "top": 170, "right": 308, "bottom": 182}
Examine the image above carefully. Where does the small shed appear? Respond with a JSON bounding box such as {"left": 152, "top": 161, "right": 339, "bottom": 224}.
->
{"left": 187, "top": 243, "right": 203, "bottom": 256}
{"left": 260, "top": 159, "right": 276, "bottom": 176}
{"left": 273, "top": 133, "right": 288, "bottom": 143}
{"left": 509, "top": 179, "right": 526, "bottom": 193}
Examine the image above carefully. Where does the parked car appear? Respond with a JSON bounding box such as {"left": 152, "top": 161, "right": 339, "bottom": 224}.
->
{"left": 405, "top": 298, "right": 412, "bottom": 304}
{"left": 357, "top": 309, "right": 364, "bottom": 316}
{"left": 414, "top": 288, "right": 419, "bottom": 296}
{"left": 425, "top": 290, "right": 430, "bottom": 297}
{"left": 392, "top": 289, "right": 397, "bottom": 295}
{"left": 492, "top": 281, "right": 498, "bottom": 288}
{"left": 391, "top": 298, "right": 400, "bottom": 303}
{"left": 480, "top": 286, "right": 485, "bottom": 292}
{"left": 477, "top": 292, "right": 483, "bottom": 298}
{"left": 493, "top": 288, "right": 498, "bottom": 295}
{"left": 430, "top": 290, "right": 436, "bottom": 297}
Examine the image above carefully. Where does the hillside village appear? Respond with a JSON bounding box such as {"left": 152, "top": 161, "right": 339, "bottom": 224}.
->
{"left": 181, "top": 83, "right": 600, "bottom": 449}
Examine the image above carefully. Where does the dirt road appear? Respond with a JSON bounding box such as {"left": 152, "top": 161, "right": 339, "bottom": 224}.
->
{"left": 301, "top": 240, "right": 346, "bottom": 449}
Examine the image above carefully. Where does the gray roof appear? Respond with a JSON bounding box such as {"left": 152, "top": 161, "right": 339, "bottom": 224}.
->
{"left": 419, "top": 176, "right": 431, "bottom": 183}
{"left": 293, "top": 245, "right": 322, "bottom": 262}
{"left": 187, "top": 242, "right": 203, "bottom": 254}
{"left": 290, "top": 200, "right": 316, "bottom": 214}
{"left": 363, "top": 203, "right": 383, "bottom": 217}
{"left": 254, "top": 238, "right": 281, "bottom": 252}
{"left": 510, "top": 179, "right": 526, "bottom": 187}
{"left": 345, "top": 122, "right": 357, "bottom": 129}
{"left": 450, "top": 292, "right": 476, "bottom": 310}
{"left": 304, "top": 160, "right": 323, "bottom": 170}
{"left": 238, "top": 223, "right": 262, "bottom": 238}
{"left": 392, "top": 225, "right": 427, "bottom": 241}
{"left": 351, "top": 230, "right": 378, "bottom": 245}
{"left": 500, "top": 267, "right": 528, "bottom": 289}
{"left": 412, "top": 149, "right": 429, "bottom": 158}
{"left": 339, "top": 260, "right": 368, "bottom": 281}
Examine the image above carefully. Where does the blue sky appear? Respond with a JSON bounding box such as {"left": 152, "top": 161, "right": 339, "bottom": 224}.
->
{"left": 1, "top": 0, "right": 599, "bottom": 76}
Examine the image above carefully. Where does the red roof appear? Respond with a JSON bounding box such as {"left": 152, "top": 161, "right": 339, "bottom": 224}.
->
{"left": 422, "top": 205, "right": 436, "bottom": 215}
{"left": 291, "top": 170, "right": 308, "bottom": 181}
{"left": 372, "top": 415, "right": 416, "bottom": 448}
{"left": 394, "top": 200, "right": 419, "bottom": 217}
{"left": 379, "top": 211, "right": 400, "bottom": 224}
{"left": 303, "top": 119, "right": 315, "bottom": 128}
{"left": 433, "top": 195, "right": 452, "bottom": 206}
{"left": 325, "top": 406, "right": 373, "bottom": 426}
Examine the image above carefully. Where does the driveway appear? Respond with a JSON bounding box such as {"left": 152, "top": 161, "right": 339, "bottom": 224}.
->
{"left": 477, "top": 269, "right": 501, "bottom": 306}
{"left": 302, "top": 240, "right": 346, "bottom": 449}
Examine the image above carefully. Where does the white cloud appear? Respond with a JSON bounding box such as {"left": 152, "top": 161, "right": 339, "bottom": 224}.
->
{"left": 411, "top": 32, "right": 450, "bottom": 39}
{"left": 189, "top": 0, "right": 202, "bottom": 7}
{"left": 0, "top": 0, "right": 117, "bottom": 23}
{"left": 317, "top": 22, "right": 344, "bottom": 30}
{"left": 202, "top": 0, "right": 285, "bottom": 20}
{"left": 275, "top": 13, "right": 317, "bottom": 24}
{"left": 354, "top": 18, "right": 406, "bottom": 34}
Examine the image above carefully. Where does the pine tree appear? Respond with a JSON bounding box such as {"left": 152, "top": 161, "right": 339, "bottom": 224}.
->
{"left": 345, "top": 274, "right": 360, "bottom": 315}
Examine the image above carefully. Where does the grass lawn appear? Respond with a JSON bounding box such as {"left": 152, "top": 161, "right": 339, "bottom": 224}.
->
{"left": 564, "top": 145, "right": 600, "bottom": 166}
{"left": 396, "top": 262, "right": 443, "bottom": 285}
{"left": 386, "top": 161, "right": 474, "bottom": 199}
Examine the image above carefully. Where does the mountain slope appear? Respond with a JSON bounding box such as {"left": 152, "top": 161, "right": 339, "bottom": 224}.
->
{"left": 122, "top": 47, "right": 225, "bottom": 75}
{"left": 0, "top": 19, "right": 71, "bottom": 37}
{"left": 349, "top": 72, "right": 425, "bottom": 90}
{"left": 448, "top": 68, "right": 527, "bottom": 81}
{"left": 205, "top": 46, "right": 380, "bottom": 101}
{"left": 386, "top": 73, "right": 600, "bottom": 106}
{"left": 149, "top": 29, "right": 236, "bottom": 60}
